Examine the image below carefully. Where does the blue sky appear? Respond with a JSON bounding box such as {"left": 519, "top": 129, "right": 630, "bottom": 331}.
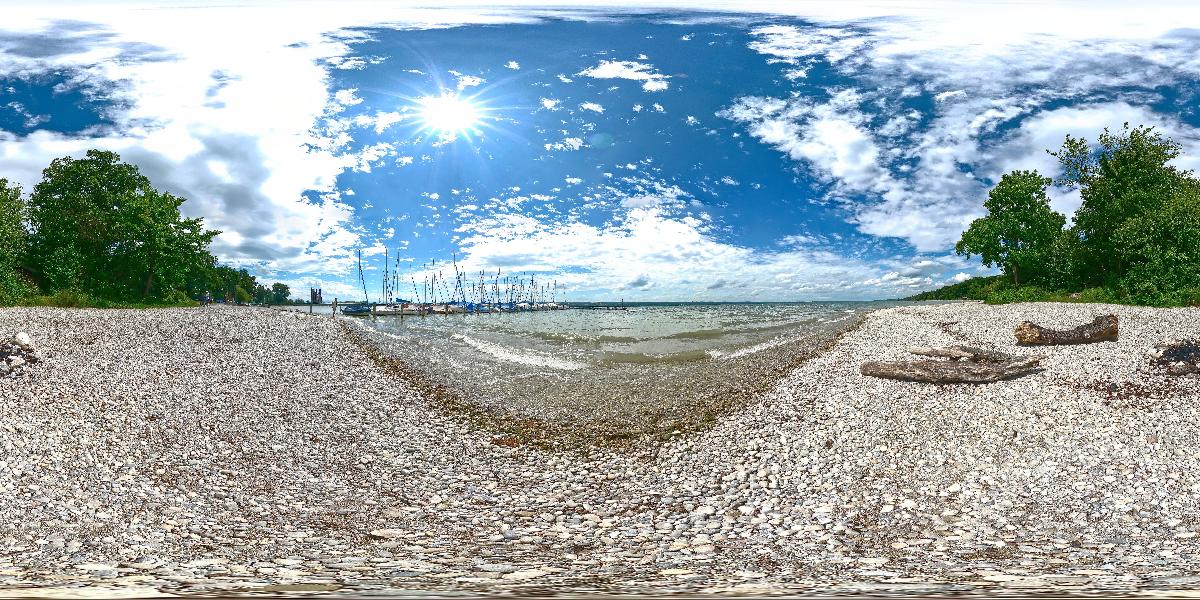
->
{"left": 3, "top": 1, "right": 1200, "bottom": 300}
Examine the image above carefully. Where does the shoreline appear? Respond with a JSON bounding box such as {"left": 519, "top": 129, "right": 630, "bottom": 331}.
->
{"left": 338, "top": 308, "right": 870, "bottom": 450}
{"left": 2, "top": 302, "right": 1200, "bottom": 595}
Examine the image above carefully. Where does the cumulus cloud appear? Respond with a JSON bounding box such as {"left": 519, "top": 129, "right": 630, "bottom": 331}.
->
{"left": 450, "top": 200, "right": 935, "bottom": 300}
{"left": 544, "top": 136, "right": 585, "bottom": 152}
{"left": 579, "top": 101, "right": 604, "bottom": 113}
{"left": 448, "top": 70, "right": 485, "bottom": 90}
{"left": 577, "top": 59, "right": 670, "bottom": 92}
{"left": 723, "top": 19, "right": 1200, "bottom": 253}
{"left": 0, "top": 6, "right": 548, "bottom": 279}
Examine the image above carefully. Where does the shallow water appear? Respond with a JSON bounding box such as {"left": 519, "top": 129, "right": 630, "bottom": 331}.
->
{"left": 290, "top": 302, "right": 908, "bottom": 438}
{"left": 355, "top": 303, "right": 884, "bottom": 366}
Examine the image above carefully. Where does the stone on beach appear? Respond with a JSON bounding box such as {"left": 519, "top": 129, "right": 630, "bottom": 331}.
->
{"left": 1, "top": 331, "right": 38, "bottom": 377}
{"left": 14, "top": 332, "right": 34, "bottom": 351}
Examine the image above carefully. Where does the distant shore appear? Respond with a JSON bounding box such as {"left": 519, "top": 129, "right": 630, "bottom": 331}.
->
{"left": 2, "top": 302, "right": 1200, "bottom": 595}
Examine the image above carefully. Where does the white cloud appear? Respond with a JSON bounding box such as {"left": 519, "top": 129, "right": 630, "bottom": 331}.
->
{"left": 579, "top": 102, "right": 604, "bottom": 113}
{"left": 577, "top": 59, "right": 670, "bottom": 92}
{"left": 0, "top": 3, "right": 549, "bottom": 277}
{"left": 934, "top": 90, "right": 966, "bottom": 102}
{"left": 449, "top": 70, "right": 485, "bottom": 90}
{"left": 540, "top": 98, "right": 560, "bottom": 110}
{"left": 726, "top": 18, "right": 1200, "bottom": 253}
{"left": 453, "top": 206, "right": 913, "bottom": 300}
{"left": 544, "top": 137, "right": 585, "bottom": 152}
{"left": 358, "top": 110, "right": 406, "bottom": 134}
{"left": 505, "top": 60, "right": 520, "bottom": 70}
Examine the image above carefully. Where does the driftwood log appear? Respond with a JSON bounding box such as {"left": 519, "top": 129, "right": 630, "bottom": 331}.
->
{"left": 861, "top": 345, "right": 1045, "bottom": 384}
{"left": 1151, "top": 339, "right": 1200, "bottom": 376}
{"left": 1014, "top": 314, "right": 1118, "bottom": 345}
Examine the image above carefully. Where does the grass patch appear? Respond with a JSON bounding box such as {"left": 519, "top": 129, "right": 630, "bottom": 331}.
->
{"left": 907, "top": 276, "right": 1200, "bottom": 307}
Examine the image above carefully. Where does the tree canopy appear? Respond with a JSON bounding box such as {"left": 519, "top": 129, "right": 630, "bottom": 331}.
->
{"left": 0, "top": 178, "right": 31, "bottom": 303}
{"left": 942, "top": 123, "right": 1200, "bottom": 306}
{"left": 0, "top": 150, "right": 296, "bottom": 306}
{"left": 955, "top": 170, "right": 1065, "bottom": 286}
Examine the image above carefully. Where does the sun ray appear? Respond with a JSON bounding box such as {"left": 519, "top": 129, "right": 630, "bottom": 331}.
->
{"left": 414, "top": 93, "right": 482, "bottom": 138}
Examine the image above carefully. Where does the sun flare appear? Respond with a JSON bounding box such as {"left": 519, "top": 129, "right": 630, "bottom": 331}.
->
{"left": 415, "top": 93, "right": 482, "bottom": 135}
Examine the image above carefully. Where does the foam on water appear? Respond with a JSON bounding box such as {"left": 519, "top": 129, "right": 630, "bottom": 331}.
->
{"left": 451, "top": 333, "right": 587, "bottom": 371}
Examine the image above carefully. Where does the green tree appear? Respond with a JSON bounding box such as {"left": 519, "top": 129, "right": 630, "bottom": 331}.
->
{"left": 0, "top": 179, "right": 32, "bottom": 303}
{"left": 252, "top": 283, "right": 270, "bottom": 304}
{"left": 26, "top": 150, "right": 219, "bottom": 300}
{"left": 1112, "top": 182, "right": 1200, "bottom": 305}
{"left": 270, "top": 282, "right": 291, "bottom": 304}
{"left": 1050, "top": 123, "right": 1192, "bottom": 285}
{"left": 955, "top": 170, "right": 1066, "bottom": 285}
{"left": 234, "top": 285, "right": 252, "bottom": 304}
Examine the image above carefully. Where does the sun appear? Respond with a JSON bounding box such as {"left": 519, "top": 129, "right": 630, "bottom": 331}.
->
{"left": 415, "top": 93, "right": 482, "bottom": 136}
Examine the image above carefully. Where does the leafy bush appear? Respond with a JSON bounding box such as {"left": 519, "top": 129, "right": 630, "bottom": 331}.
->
{"left": 905, "top": 275, "right": 1005, "bottom": 301}
{"left": 983, "top": 285, "right": 1055, "bottom": 305}
{"left": 1076, "top": 287, "right": 1123, "bottom": 304}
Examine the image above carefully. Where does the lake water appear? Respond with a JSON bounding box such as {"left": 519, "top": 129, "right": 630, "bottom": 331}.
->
{"left": 293, "top": 302, "right": 906, "bottom": 441}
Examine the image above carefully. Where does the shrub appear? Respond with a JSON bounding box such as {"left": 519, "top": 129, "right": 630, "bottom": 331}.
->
{"left": 983, "top": 285, "right": 1055, "bottom": 304}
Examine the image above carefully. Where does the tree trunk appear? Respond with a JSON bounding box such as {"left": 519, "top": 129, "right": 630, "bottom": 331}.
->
{"left": 1011, "top": 263, "right": 1020, "bottom": 285}
{"left": 140, "top": 249, "right": 157, "bottom": 298}
{"left": 1014, "top": 314, "right": 1118, "bottom": 345}
{"left": 861, "top": 345, "right": 1045, "bottom": 384}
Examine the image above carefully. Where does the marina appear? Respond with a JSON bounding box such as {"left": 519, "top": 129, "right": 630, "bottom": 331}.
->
{"left": 335, "top": 251, "right": 571, "bottom": 316}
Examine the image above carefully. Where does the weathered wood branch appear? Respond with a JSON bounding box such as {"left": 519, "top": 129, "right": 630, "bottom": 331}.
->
{"left": 1014, "top": 314, "right": 1118, "bottom": 346}
{"left": 862, "top": 346, "right": 1045, "bottom": 384}
{"left": 908, "top": 345, "right": 1015, "bottom": 364}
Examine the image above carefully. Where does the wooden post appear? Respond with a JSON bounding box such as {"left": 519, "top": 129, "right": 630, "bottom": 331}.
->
{"left": 309, "top": 302, "right": 313, "bottom": 314}
{"left": 332, "top": 298, "right": 337, "bottom": 317}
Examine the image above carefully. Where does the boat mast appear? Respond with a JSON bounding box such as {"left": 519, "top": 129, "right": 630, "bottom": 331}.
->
{"left": 357, "top": 248, "right": 369, "bottom": 304}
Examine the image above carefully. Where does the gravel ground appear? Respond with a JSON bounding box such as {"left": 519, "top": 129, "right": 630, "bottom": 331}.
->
{"left": 1, "top": 302, "right": 1199, "bottom": 597}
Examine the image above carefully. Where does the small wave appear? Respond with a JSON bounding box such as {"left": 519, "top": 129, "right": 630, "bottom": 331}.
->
{"left": 598, "top": 349, "right": 713, "bottom": 365}
{"left": 821, "top": 314, "right": 856, "bottom": 324}
{"left": 707, "top": 331, "right": 824, "bottom": 360}
{"left": 346, "top": 316, "right": 412, "bottom": 342}
{"left": 452, "top": 334, "right": 587, "bottom": 371}
{"left": 708, "top": 336, "right": 787, "bottom": 360}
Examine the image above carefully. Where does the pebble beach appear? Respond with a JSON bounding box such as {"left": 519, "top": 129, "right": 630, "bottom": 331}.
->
{"left": 2, "top": 302, "right": 1200, "bottom": 597}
